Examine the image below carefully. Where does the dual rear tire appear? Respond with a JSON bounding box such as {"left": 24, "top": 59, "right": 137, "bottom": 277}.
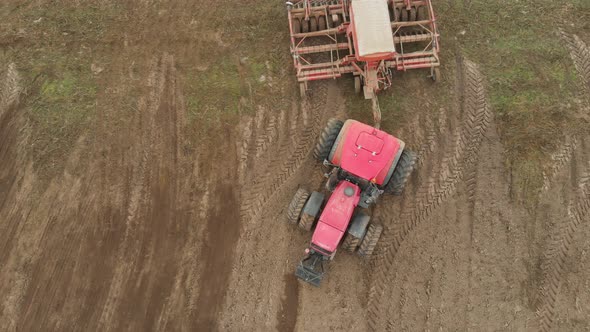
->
{"left": 313, "top": 118, "right": 344, "bottom": 162}
{"left": 383, "top": 149, "right": 417, "bottom": 196}
{"left": 357, "top": 223, "right": 383, "bottom": 257}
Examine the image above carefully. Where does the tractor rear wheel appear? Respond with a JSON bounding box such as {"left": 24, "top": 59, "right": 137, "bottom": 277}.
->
{"left": 313, "top": 118, "right": 344, "bottom": 162}
{"left": 287, "top": 188, "right": 310, "bottom": 224}
{"left": 384, "top": 149, "right": 417, "bottom": 195}
{"left": 342, "top": 234, "right": 360, "bottom": 253}
{"left": 298, "top": 213, "right": 315, "bottom": 231}
{"left": 358, "top": 224, "right": 383, "bottom": 257}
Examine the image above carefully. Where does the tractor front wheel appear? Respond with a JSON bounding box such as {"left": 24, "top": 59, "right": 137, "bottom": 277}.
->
{"left": 313, "top": 118, "right": 344, "bottom": 162}
{"left": 384, "top": 149, "right": 417, "bottom": 195}
{"left": 342, "top": 234, "right": 360, "bottom": 253}
{"left": 358, "top": 224, "right": 383, "bottom": 257}
{"left": 287, "top": 188, "right": 310, "bottom": 224}
{"left": 298, "top": 213, "right": 315, "bottom": 231}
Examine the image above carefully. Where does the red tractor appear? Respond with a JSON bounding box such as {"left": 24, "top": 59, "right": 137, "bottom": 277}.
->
{"left": 287, "top": 119, "right": 416, "bottom": 286}
{"left": 286, "top": 0, "right": 440, "bottom": 126}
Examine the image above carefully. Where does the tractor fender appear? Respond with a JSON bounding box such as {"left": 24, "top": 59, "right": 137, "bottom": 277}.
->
{"left": 347, "top": 212, "right": 371, "bottom": 239}
{"left": 303, "top": 191, "right": 324, "bottom": 219}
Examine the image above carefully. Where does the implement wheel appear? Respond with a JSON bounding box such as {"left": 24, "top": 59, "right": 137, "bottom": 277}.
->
{"left": 291, "top": 18, "right": 301, "bottom": 34}
{"left": 318, "top": 16, "right": 327, "bottom": 30}
{"left": 417, "top": 6, "right": 428, "bottom": 21}
{"left": 301, "top": 19, "right": 309, "bottom": 33}
{"left": 358, "top": 224, "right": 383, "bottom": 257}
{"left": 287, "top": 188, "right": 310, "bottom": 224}
{"left": 354, "top": 76, "right": 361, "bottom": 94}
{"left": 313, "top": 118, "right": 344, "bottom": 162}
{"left": 431, "top": 67, "right": 441, "bottom": 82}
{"left": 393, "top": 7, "right": 401, "bottom": 22}
{"left": 384, "top": 149, "right": 417, "bottom": 195}
{"left": 401, "top": 9, "right": 409, "bottom": 22}
{"left": 310, "top": 17, "right": 318, "bottom": 32}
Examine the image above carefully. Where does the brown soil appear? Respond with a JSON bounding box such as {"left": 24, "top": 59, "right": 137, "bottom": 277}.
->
{"left": 1, "top": 2, "right": 589, "bottom": 332}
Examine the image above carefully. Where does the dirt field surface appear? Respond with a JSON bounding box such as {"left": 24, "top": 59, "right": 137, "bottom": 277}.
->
{"left": 1, "top": 1, "right": 589, "bottom": 331}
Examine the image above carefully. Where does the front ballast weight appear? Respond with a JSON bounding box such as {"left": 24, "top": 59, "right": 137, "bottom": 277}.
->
{"left": 295, "top": 250, "right": 328, "bottom": 287}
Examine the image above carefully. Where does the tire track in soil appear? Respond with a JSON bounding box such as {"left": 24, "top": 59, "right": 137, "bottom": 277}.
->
{"left": 193, "top": 184, "right": 240, "bottom": 330}
{"left": 0, "top": 63, "right": 22, "bottom": 211}
{"left": 276, "top": 274, "right": 300, "bottom": 332}
{"left": 0, "top": 64, "right": 32, "bottom": 332}
{"left": 221, "top": 82, "right": 337, "bottom": 329}
{"left": 560, "top": 30, "right": 590, "bottom": 93}
{"left": 542, "top": 137, "right": 578, "bottom": 192}
{"left": 239, "top": 83, "right": 327, "bottom": 224}
{"left": 541, "top": 32, "right": 589, "bottom": 191}
{"left": 367, "top": 59, "right": 492, "bottom": 331}
{"left": 536, "top": 145, "right": 590, "bottom": 331}
{"left": 95, "top": 53, "right": 200, "bottom": 331}
{"left": 96, "top": 55, "right": 169, "bottom": 329}
{"left": 533, "top": 34, "right": 590, "bottom": 330}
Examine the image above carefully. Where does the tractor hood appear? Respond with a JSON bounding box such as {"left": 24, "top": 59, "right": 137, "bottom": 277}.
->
{"left": 312, "top": 182, "right": 360, "bottom": 253}
{"left": 330, "top": 120, "right": 403, "bottom": 185}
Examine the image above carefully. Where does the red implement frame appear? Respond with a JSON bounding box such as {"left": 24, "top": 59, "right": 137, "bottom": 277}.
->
{"left": 287, "top": 0, "right": 440, "bottom": 101}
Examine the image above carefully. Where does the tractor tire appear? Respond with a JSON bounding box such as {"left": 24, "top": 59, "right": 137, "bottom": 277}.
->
{"left": 342, "top": 234, "right": 360, "bottom": 253}
{"left": 327, "top": 14, "right": 334, "bottom": 28}
{"left": 354, "top": 76, "right": 361, "bottom": 94}
{"left": 292, "top": 18, "right": 301, "bottom": 34}
{"left": 318, "top": 16, "right": 327, "bottom": 30}
{"left": 409, "top": 7, "right": 417, "bottom": 21}
{"left": 401, "top": 9, "right": 409, "bottom": 22}
{"left": 393, "top": 7, "right": 401, "bottom": 22}
{"left": 298, "top": 213, "right": 315, "bottom": 231}
{"left": 358, "top": 223, "right": 383, "bottom": 257}
{"left": 287, "top": 188, "right": 310, "bottom": 224}
{"left": 417, "top": 6, "right": 428, "bottom": 21}
{"left": 431, "top": 67, "right": 441, "bottom": 82}
{"left": 313, "top": 118, "right": 344, "bottom": 162}
{"left": 325, "top": 170, "right": 339, "bottom": 192}
{"left": 384, "top": 149, "right": 417, "bottom": 195}
{"left": 310, "top": 17, "right": 318, "bottom": 32}
{"left": 301, "top": 19, "right": 309, "bottom": 33}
